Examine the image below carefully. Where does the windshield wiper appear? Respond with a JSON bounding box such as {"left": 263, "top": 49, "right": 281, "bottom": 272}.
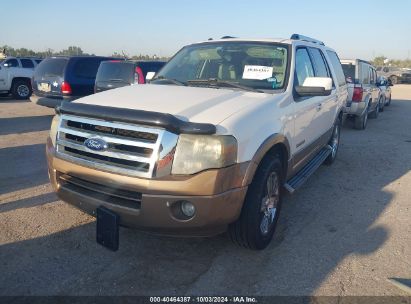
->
{"left": 151, "top": 76, "right": 186, "bottom": 86}
{"left": 187, "top": 78, "right": 264, "bottom": 93}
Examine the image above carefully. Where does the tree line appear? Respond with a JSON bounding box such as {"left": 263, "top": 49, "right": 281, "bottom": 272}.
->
{"left": 0, "top": 45, "right": 169, "bottom": 61}
{"left": 370, "top": 56, "right": 411, "bottom": 68}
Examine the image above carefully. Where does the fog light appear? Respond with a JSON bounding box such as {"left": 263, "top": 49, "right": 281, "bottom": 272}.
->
{"left": 181, "top": 201, "right": 196, "bottom": 218}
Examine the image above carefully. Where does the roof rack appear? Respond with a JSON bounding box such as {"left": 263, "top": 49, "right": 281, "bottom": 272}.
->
{"left": 221, "top": 36, "right": 237, "bottom": 39}
{"left": 290, "top": 34, "right": 324, "bottom": 46}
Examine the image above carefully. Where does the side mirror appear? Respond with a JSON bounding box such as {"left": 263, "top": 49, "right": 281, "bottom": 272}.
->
{"left": 295, "top": 77, "right": 332, "bottom": 97}
{"left": 145, "top": 72, "right": 155, "bottom": 81}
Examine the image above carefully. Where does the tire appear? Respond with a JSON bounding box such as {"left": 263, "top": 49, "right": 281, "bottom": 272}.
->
{"left": 228, "top": 152, "right": 283, "bottom": 250}
{"left": 390, "top": 76, "right": 398, "bottom": 85}
{"left": 324, "top": 116, "right": 341, "bottom": 165}
{"left": 379, "top": 96, "right": 385, "bottom": 112}
{"left": 386, "top": 94, "right": 392, "bottom": 106}
{"left": 369, "top": 99, "right": 380, "bottom": 119}
{"left": 354, "top": 110, "right": 368, "bottom": 130}
{"left": 11, "top": 80, "right": 32, "bottom": 100}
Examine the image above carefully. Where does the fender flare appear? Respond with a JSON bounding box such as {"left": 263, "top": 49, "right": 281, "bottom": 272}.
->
{"left": 242, "top": 133, "right": 290, "bottom": 186}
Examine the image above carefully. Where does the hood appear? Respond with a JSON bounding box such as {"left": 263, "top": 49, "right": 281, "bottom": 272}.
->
{"left": 73, "top": 84, "right": 274, "bottom": 125}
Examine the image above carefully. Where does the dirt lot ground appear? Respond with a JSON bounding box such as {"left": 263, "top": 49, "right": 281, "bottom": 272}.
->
{"left": 0, "top": 86, "right": 410, "bottom": 296}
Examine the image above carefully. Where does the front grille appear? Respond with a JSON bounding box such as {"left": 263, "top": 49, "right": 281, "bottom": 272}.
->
{"left": 56, "top": 114, "right": 166, "bottom": 178}
{"left": 58, "top": 173, "right": 141, "bottom": 210}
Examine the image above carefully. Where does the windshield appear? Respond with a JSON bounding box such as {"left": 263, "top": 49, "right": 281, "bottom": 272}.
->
{"left": 96, "top": 62, "right": 134, "bottom": 83}
{"left": 153, "top": 42, "right": 289, "bottom": 91}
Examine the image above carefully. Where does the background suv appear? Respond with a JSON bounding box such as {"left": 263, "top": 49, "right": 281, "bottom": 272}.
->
{"left": 0, "top": 57, "right": 42, "bottom": 99}
{"left": 94, "top": 60, "right": 166, "bottom": 93}
{"left": 30, "top": 56, "right": 121, "bottom": 108}
{"left": 377, "top": 66, "right": 411, "bottom": 84}
{"left": 341, "top": 59, "right": 382, "bottom": 129}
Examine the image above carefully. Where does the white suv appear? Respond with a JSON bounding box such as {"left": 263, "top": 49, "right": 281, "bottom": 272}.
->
{"left": 0, "top": 57, "right": 42, "bottom": 99}
{"left": 47, "top": 35, "right": 348, "bottom": 250}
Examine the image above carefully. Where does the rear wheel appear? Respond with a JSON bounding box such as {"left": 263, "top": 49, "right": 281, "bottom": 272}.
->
{"left": 228, "top": 153, "right": 283, "bottom": 250}
{"left": 369, "top": 99, "right": 380, "bottom": 119}
{"left": 354, "top": 110, "right": 368, "bottom": 130}
{"left": 11, "top": 80, "right": 32, "bottom": 100}
{"left": 386, "top": 94, "right": 392, "bottom": 106}
{"left": 324, "top": 116, "right": 341, "bottom": 165}
{"left": 379, "top": 96, "right": 385, "bottom": 112}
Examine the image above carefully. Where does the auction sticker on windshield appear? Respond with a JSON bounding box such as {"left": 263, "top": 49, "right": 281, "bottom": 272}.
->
{"left": 242, "top": 65, "right": 273, "bottom": 80}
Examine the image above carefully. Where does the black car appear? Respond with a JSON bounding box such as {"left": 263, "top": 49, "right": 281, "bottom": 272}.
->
{"left": 94, "top": 60, "right": 167, "bottom": 93}
{"left": 30, "top": 56, "right": 121, "bottom": 108}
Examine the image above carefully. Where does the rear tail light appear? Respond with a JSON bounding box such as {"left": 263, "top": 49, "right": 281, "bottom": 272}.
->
{"left": 352, "top": 85, "right": 363, "bottom": 102}
{"left": 135, "top": 66, "right": 145, "bottom": 84}
{"left": 61, "top": 81, "right": 72, "bottom": 95}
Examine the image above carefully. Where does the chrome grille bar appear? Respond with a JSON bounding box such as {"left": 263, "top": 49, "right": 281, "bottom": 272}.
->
{"left": 56, "top": 114, "right": 169, "bottom": 178}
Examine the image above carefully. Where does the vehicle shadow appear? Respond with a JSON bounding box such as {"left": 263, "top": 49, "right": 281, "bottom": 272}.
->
{"left": 0, "top": 99, "right": 410, "bottom": 296}
{"left": 0, "top": 115, "right": 53, "bottom": 135}
{"left": 0, "top": 192, "right": 58, "bottom": 213}
{"left": 0, "top": 144, "right": 49, "bottom": 195}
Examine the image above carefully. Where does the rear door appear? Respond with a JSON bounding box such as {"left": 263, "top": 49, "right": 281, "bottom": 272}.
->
{"left": 370, "top": 67, "right": 380, "bottom": 107}
{"left": 309, "top": 47, "right": 339, "bottom": 132}
{"left": 32, "top": 58, "right": 68, "bottom": 98}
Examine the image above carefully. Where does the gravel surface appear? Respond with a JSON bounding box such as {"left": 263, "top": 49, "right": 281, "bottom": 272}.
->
{"left": 0, "top": 86, "right": 410, "bottom": 296}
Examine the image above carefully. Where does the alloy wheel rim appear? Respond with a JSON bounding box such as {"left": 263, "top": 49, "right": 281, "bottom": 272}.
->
{"left": 260, "top": 171, "right": 280, "bottom": 235}
{"left": 331, "top": 125, "right": 339, "bottom": 158}
{"left": 17, "top": 85, "right": 29, "bottom": 97}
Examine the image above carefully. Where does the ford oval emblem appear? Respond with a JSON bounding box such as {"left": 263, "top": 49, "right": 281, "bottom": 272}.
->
{"left": 84, "top": 137, "right": 108, "bottom": 152}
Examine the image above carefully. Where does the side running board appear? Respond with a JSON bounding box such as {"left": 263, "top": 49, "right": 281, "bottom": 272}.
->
{"left": 284, "top": 145, "right": 332, "bottom": 194}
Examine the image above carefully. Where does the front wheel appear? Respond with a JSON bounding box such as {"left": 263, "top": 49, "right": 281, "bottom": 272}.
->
{"left": 228, "top": 153, "right": 283, "bottom": 250}
{"left": 11, "top": 80, "right": 32, "bottom": 100}
{"left": 324, "top": 116, "right": 341, "bottom": 165}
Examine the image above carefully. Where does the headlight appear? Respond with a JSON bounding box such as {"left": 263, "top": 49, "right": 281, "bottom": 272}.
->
{"left": 50, "top": 115, "right": 60, "bottom": 146}
{"left": 171, "top": 134, "right": 237, "bottom": 175}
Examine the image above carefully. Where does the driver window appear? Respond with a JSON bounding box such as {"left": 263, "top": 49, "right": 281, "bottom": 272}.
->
{"left": 295, "top": 48, "right": 314, "bottom": 86}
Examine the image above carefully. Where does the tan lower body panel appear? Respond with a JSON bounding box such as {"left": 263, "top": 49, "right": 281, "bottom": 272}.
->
{"left": 47, "top": 137, "right": 248, "bottom": 236}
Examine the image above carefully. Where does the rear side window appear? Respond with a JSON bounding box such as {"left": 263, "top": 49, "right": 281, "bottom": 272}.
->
{"left": 35, "top": 59, "right": 42, "bottom": 64}
{"left": 295, "top": 48, "right": 315, "bottom": 86}
{"left": 326, "top": 51, "right": 346, "bottom": 87}
{"left": 21, "top": 59, "right": 34, "bottom": 68}
{"left": 34, "top": 58, "right": 68, "bottom": 78}
{"left": 342, "top": 64, "right": 355, "bottom": 83}
{"left": 308, "top": 48, "right": 329, "bottom": 77}
{"left": 73, "top": 58, "right": 103, "bottom": 79}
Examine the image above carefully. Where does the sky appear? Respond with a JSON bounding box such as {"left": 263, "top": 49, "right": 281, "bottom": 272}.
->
{"left": 1, "top": 0, "right": 411, "bottom": 60}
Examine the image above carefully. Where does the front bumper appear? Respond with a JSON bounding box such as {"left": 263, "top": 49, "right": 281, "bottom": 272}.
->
{"left": 30, "top": 94, "right": 79, "bottom": 108}
{"left": 46, "top": 138, "right": 248, "bottom": 236}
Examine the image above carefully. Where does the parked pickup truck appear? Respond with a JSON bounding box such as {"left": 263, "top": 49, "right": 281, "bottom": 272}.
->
{"left": 0, "top": 57, "right": 42, "bottom": 99}
{"left": 46, "top": 35, "right": 348, "bottom": 250}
